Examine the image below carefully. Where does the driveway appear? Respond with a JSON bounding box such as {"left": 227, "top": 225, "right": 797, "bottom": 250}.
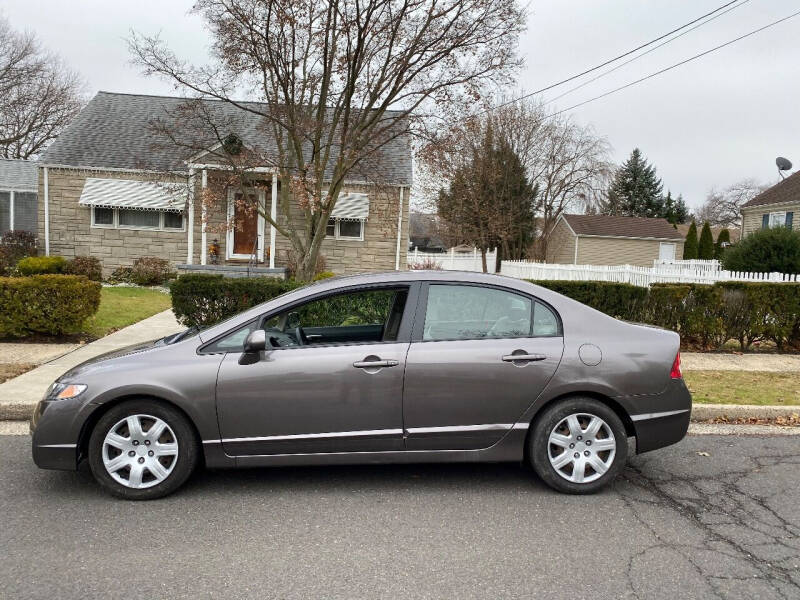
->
{"left": 1, "top": 433, "right": 798, "bottom": 599}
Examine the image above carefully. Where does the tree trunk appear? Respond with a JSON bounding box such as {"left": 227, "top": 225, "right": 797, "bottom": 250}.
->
{"left": 481, "top": 249, "right": 487, "bottom": 273}
{"left": 494, "top": 246, "right": 503, "bottom": 273}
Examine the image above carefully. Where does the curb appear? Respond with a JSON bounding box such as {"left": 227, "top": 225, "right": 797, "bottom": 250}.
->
{"left": 2, "top": 402, "right": 797, "bottom": 423}
{"left": 690, "top": 403, "right": 799, "bottom": 421}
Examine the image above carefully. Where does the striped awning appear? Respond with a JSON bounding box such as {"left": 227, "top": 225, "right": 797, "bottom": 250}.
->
{"left": 78, "top": 178, "right": 186, "bottom": 212}
{"left": 330, "top": 192, "right": 369, "bottom": 220}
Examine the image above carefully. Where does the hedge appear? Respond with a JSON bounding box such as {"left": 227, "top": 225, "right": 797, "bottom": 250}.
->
{"left": 530, "top": 279, "right": 800, "bottom": 350}
{"left": 16, "top": 256, "right": 66, "bottom": 276}
{"left": 0, "top": 275, "right": 101, "bottom": 337}
{"left": 170, "top": 275, "right": 301, "bottom": 328}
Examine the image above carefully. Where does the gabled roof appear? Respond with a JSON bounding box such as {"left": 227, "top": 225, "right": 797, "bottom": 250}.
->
{"left": 0, "top": 159, "right": 37, "bottom": 191}
{"left": 41, "top": 92, "right": 413, "bottom": 185}
{"left": 561, "top": 214, "right": 684, "bottom": 240}
{"left": 741, "top": 171, "right": 800, "bottom": 209}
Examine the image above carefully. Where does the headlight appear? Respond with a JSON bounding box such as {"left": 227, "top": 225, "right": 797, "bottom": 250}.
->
{"left": 46, "top": 383, "right": 87, "bottom": 400}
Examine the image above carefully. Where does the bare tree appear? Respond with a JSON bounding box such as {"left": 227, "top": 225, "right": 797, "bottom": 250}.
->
{"left": 0, "top": 17, "right": 85, "bottom": 159}
{"left": 695, "top": 178, "right": 770, "bottom": 228}
{"left": 130, "top": 0, "right": 525, "bottom": 280}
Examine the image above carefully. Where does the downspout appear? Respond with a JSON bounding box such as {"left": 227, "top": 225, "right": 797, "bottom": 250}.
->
{"left": 395, "top": 186, "right": 404, "bottom": 270}
{"left": 43, "top": 167, "right": 50, "bottom": 256}
{"left": 573, "top": 235, "right": 579, "bottom": 264}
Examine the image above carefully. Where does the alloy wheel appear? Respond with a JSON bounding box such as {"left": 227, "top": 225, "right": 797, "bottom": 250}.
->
{"left": 101, "top": 414, "right": 179, "bottom": 489}
{"left": 547, "top": 412, "right": 616, "bottom": 484}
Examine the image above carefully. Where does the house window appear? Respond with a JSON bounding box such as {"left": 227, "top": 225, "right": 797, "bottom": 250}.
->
{"left": 92, "top": 207, "right": 184, "bottom": 231}
{"left": 0, "top": 190, "right": 38, "bottom": 234}
{"left": 326, "top": 218, "right": 364, "bottom": 241}
{"left": 769, "top": 212, "right": 786, "bottom": 228}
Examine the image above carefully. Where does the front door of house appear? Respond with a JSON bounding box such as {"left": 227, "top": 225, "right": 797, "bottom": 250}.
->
{"left": 228, "top": 189, "right": 264, "bottom": 260}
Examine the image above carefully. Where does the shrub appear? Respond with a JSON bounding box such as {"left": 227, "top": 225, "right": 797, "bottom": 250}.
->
{"left": 109, "top": 266, "right": 134, "bottom": 284}
{"left": 683, "top": 221, "right": 698, "bottom": 260}
{"left": 715, "top": 282, "right": 800, "bottom": 350}
{"left": 130, "top": 257, "right": 176, "bottom": 286}
{"left": 313, "top": 271, "right": 336, "bottom": 281}
{"left": 714, "top": 228, "right": 730, "bottom": 259}
{"left": 698, "top": 221, "right": 715, "bottom": 260}
{"left": 65, "top": 256, "right": 102, "bottom": 281}
{"left": 410, "top": 257, "right": 443, "bottom": 270}
{"left": 645, "top": 284, "right": 724, "bottom": 348}
{"left": 16, "top": 256, "right": 66, "bottom": 276}
{"left": 528, "top": 280, "right": 647, "bottom": 320}
{"left": 0, "top": 230, "right": 37, "bottom": 274}
{"left": 170, "top": 274, "right": 301, "bottom": 328}
{"left": 0, "top": 275, "right": 101, "bottom": 337}
{"left": 721, "top": 226, "right": 800, "bottom": 273}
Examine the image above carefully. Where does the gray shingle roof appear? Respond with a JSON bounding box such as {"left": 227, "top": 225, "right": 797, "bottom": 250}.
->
{"left": 562, "top": 214, "right": 684, "bottom": 240}
{"left": 741, "top": 171, "right": 800, "bottom": 209}
{"left": 41, "top": 92, "right": 413, "bottom": 185}
{"left": 0, "top": 159, "right": 38, "bottom": 191}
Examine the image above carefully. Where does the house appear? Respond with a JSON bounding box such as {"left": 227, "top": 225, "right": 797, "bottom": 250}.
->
{"left": 546, "top": 214, "right": 685, "bottom": 266}
{"left": 675, "top": 223, "right": 740, "bottom": 245}
{"left": 37, "top": 91, "right": 412, "bottom": 276}
{"left": 0, "top": 159, "right": 38, "bottom": 237}
{"left": 740, "top": 171, "right": 798, "bottom": 237}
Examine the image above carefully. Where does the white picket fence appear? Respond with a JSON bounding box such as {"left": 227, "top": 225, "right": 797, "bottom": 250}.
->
{"left": 407, "top": 248, "right": 499, "bottom": 273}
{"left": 653, "top": 259, "right": 721, "bottom": 272}
{"left": 500, "top": 260, "right": 800, "bottom": 287}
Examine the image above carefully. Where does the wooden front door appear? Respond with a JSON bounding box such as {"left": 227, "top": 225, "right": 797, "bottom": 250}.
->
{"left": 233, "top": 193, "right": 259, "bottom": 256}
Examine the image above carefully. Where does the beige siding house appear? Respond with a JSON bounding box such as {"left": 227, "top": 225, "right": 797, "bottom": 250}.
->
{"left": 37, "top": 92, "right": 411, "bottom": 277}
{"left": 740, "top": 171, "right": 798, "bottom": 237}
{"left": 546, "top": 214, "right": 685, "bottom": 267}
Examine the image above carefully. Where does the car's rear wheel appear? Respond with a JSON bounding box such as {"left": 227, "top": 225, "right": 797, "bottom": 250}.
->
{"left": 529, "top": 397, "right": 627, "bottom": 494}
{"left": 88, "top": 399, "right": 199, "bottom": 500}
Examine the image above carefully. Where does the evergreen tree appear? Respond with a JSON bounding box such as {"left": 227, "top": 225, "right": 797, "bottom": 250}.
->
{"left": 605, "top": 148, "right": 664, "bottom": 217}
{"left": 683, "top": 221, "right": 698, "bottom": 259}
{"left": 714, "top": 228, "right": 731, "bottom": 259}
{"left": 662, "top": 191, "right": 689, "bottom": 225}
{"left": 698, "top": 221, "right": 715, "bottom": 259}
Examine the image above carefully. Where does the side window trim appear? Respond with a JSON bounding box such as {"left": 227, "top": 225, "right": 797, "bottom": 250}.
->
{"left": 411, "top": 282, "right": 562, "bottom": 343}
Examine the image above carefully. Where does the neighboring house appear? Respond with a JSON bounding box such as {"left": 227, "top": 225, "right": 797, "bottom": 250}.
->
{"left": 37, "top": 91, "right": 412, "bottom": 276}
{"left": 740, "top": 171, "right": 798, "bottom": 237}
{"left": 546, "top": 214, "right": 685, "bottom": 266}
{"left": 675, "top": 223, "right": 740, "bottom": 245}
{"left": 0, "top": 159, "right": 38, "bottom": 237}
{"left": 409, "top": 212, "right": 446, "bottom": 253}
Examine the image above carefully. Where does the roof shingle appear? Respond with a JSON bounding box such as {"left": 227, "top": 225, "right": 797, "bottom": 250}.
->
{"left": 41, "top": 92, "right": 413, "bottom": 185}
{"left": 562, "top": 214, "right": 684, "bottom": 240}
{"left": 741, "top": 171, "right": 800, "bottom": 209}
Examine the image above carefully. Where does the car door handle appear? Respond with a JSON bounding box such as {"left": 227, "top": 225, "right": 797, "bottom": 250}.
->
{"left": 502, "top": 353, "right": 546, "bottom": 362}
{"left": 353, "top": 359, "right": 399, "bottom": 369}
{"left": 306, "top": 334, "right": 323, "bottom": 340}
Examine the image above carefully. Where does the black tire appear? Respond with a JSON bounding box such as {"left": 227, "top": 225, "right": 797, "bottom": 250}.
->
{"left": 529, "top": 397, "right": 627, "bottom": 494}
{"left": 88, "top": 399, "right": 199, "bottom": 500}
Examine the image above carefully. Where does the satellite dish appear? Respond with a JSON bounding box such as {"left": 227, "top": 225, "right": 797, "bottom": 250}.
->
{"left": 776, "top": 157, "right": 793, "bottom": 178}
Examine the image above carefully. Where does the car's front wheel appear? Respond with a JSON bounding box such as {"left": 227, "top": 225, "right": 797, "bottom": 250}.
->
{"left": 88, "top": 399, "right": 199, "bottom": 500}
{"left": 529, "top": 397, "right": 627, "bottom": 494}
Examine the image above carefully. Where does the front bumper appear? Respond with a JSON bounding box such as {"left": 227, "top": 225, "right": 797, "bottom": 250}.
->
{"left": 30, "top": 397, "right": 85, "bottom": 471}
{"left": 620, "top": 378, "right": 692, "bottom": 454}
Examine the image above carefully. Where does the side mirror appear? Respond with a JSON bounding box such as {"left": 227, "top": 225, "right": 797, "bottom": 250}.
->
{"left": 243, "top": 329, "right": 267, "bottom": 354}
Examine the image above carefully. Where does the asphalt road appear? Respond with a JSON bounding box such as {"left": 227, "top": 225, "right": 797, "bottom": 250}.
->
{"left": 2, "top": 434, "right": 799, "bottom": 600}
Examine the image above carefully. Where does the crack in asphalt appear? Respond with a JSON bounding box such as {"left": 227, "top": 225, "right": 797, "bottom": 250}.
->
{"left": 617, "top": 448, "right": 800, "bottom": 600}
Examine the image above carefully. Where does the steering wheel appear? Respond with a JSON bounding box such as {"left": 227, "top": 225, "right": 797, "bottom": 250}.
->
{"left": 294, "top": 326, "right": 309, "bottom": 346}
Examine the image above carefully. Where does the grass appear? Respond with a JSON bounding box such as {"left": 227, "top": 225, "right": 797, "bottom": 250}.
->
{"left": 81, "top": 287, "right": 172, "bottom": 339}
{"left": 685, "top": 370, "right": 800, "bottom": 406}
{"left": 0, "top": 364, "right": 36, "bottom": 384}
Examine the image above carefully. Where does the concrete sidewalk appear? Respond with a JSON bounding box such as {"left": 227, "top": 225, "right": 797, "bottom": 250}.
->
{"left": 0, "top": 310, "right": 182, "bottom": 420}
{"left": 682, "top": 352, "right": 800, "bottom": 372}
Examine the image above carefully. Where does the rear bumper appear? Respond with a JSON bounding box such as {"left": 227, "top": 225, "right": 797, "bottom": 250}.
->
{"left": 622, "top": 379, "right": 692, "bottom": 454}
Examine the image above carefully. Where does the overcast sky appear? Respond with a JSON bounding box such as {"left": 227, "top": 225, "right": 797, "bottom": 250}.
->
{"left": 3, "top": 0, "right": 798, "bottom": 209}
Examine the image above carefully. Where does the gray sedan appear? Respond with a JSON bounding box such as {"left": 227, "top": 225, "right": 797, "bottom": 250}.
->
{"left": 31, "top": 271, "right": 691, "bottom": 499}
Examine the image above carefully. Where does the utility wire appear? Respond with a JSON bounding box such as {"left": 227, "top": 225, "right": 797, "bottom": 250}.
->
{"left": 545, "top": 0, "right": 752, "bottom": 106}
{"left": 488, "top": 0, "right": 743, "bottom": 113}
{"left": 545, "top": 9, "right": 800, "bottom": 119}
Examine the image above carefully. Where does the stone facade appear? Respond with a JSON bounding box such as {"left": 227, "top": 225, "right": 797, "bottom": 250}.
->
{"left": 39, "top": 167, "right": 409, "bottom": 277}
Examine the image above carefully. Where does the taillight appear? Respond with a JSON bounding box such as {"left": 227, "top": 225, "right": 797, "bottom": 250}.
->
{"left": 670, "top": 352, "right": 682, "bottom": 379}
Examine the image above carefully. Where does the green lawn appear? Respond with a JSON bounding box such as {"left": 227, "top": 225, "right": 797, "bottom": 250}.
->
{"left": 685, "top": 370, "right": 800, "bottom": 406}
{"left": 82, "top": 287, "right": 172, "bottom": 339}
